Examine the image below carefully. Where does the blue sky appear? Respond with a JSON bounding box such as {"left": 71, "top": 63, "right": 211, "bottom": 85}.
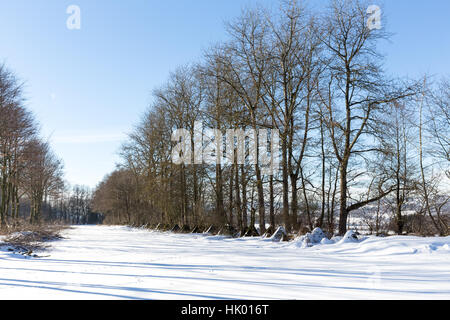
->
{"left": 0, "top": 0, "right": 449, "bottom": 188}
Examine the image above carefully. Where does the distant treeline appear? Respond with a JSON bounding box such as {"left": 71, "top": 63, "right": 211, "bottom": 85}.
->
{"left": 0, "top": 64, "right": 64, "bottom": 227}
{"left": 0, "top": 63, "right": 104, "bottom": 228}
{"left": 50, "top": 185, "right": 104, "bottom": 225}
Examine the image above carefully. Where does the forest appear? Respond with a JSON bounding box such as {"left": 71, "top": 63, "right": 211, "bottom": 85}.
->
{"left": 0, "top": 63, "right": 102, "bottom": 228}
{"left": 91, "top": 0, "right": 449, "bottom": 237}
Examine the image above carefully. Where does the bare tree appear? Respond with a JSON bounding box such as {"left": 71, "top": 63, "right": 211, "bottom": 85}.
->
{"left": 21, "top": 139, "right": 64, "bottom": 224}
{"left": 318, "top": 0, "right": 417, "bottom": 235}
{"left": 0, "top": 64, "right": 38, "bottom": 227}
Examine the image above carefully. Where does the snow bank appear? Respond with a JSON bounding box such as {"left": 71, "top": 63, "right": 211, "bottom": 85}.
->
{"left": 336, "top": 230, "right": 360, "bottom": 244}
{"left": 294, "top": 227, "right": 329, "bottom": 248}
{"left": 320, "top": 238, "right": 334, "bottom": 245}
{"left": 332, "top": 235, "right": 450, "bottom": 257}
{"left": 0, "top": 226, "right": 449, "bottom": 300}
{"left": 270, "top": 226, "right": 287, "bottom": 242}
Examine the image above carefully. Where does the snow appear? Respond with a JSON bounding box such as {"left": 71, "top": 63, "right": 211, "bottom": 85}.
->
{"left": 0, "top": 225, "right": 449, "bottom": 300}
{"left": 337, "top": 230, "right": 361, "bottom": 244}
{"left": 293, "top": 227, "right": 328, "bottom": 248}
{"left": 269, "top": 226, "right": 287, "bottom": 242}
{"left": 320, "top": 238, "right": 334, "bottom": 245}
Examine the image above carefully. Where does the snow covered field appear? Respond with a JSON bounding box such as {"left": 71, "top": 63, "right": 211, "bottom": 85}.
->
{"left": 0, "top": 225, "right": 449, "bottom": 300}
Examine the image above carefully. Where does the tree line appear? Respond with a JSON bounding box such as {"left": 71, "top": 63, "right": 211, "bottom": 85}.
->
{"left": 0, "top": 63, "right": 65, "bottom": 227}
{"left": 92, "top": 0, "right": 449, "bottom": 236}
{"left": 0, "top": 64, "right": 103, "bottom": 228}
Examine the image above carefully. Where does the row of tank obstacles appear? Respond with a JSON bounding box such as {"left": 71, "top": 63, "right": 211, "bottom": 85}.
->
{"left": 147, "top": 223, "right": 291, "bottom": 241}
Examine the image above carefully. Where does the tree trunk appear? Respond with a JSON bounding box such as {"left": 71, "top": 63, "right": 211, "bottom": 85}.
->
{"left": 318, "top": 120, "right": 326, "bottom": 228}
{"left": 229, "top": 164, "right": 234, "bottom": 226}
{"left": 269, "top": 175, "right": 275, "bottom": 228}
{"left": 241, "top": 165, "right": 248, "bottom": 229}
{"left": 281, "top": 137, "right": 290, "bottom": 231}
{"left": 235, "top": 164, "right": 242, "bottom": 232}
{"left": 338, "top": 162, "right": 349, "bottom": 235}
{"left": 290, "top": 174, "right": 298, "bottom": 231}
{"left": 216, "top": 164, "right": 225, "bottom": 226}
{"left": 255, "top": 165, "right": 265, "bottom": 234}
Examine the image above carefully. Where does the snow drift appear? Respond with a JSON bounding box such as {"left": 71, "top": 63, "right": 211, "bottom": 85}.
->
{"left": 0, "top": 226, "right": 449, "bottom": 300}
